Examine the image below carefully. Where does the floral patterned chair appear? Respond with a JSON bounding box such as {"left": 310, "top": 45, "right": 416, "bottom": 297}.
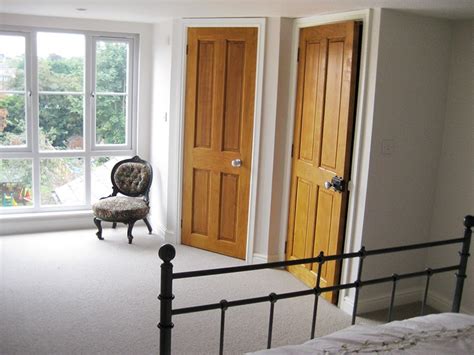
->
{"left": 92, "top": 156, "right": 153, "bottom": 244}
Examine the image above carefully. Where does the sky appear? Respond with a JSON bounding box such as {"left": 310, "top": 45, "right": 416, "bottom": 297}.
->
{"left": 0, "top": 32, "right": 85, "bottom": 59}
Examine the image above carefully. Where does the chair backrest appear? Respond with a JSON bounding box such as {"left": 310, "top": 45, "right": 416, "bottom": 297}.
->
{"left": 111, "top": 156, "right": 153, "bottom": 199}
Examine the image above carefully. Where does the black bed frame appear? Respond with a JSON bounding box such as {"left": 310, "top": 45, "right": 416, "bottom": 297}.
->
{"left": 158, "top": 215, "right": 473, "bottom": 355}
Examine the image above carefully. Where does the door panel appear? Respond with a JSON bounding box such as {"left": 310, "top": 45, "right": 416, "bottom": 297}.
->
{"left": 321, "top": 40, "right": 345, "bottom": 169}
{"left": 286, "top": 21, "right": 361, "bottom": 302}
{"left": 195, "top": 41, "right": 215, "bottom": 149}
{"left": 292, "top": 178, "right": 314, "bottom": 260}
{"left": 191, "top": 169, "right": 210, "bottom": 235}
{"left": 219, "top": 173, "right": 239, "bottom": 242}
{"left": 182, "top": 28, "right": 258, "bottom": 259}
{"left": 222, "top": 41, "right": 245, "bottom": 152}
{"left": 299, "top": 41, "right": 322, "bottom": 163}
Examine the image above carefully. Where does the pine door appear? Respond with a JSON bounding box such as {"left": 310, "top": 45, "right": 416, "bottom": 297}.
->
{"left": 286, "top": 21, "right": 361, "bottom": 302}
{"left": 182, "top": 27, "right": 258, "bottom": 259}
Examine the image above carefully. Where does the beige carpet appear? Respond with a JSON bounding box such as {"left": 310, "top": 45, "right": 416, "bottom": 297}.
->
{"left": 0, "top": 227, "right": 431, "bottom": 354}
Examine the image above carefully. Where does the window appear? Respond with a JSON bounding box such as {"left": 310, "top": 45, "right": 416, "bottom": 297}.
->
{"left": 0, "top": 34, "right": 27, "bottom": 148}
{"left": 0, "top": 28, "right": 137, "bottom": 213}
{"left": 38, "top": 32, "right": 85, "bottom": 151}
{"left": 94, "top": 39, "right": 130, "bottom": 146}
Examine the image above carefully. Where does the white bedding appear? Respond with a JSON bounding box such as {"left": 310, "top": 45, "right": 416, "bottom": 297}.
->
{"left": 249, "top": 313, "right": 474, "bottom": 354}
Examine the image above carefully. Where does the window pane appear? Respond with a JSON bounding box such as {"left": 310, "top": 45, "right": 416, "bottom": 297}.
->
{"left": 0, "top": 35, "right": 25, "bottom": 91}
{"left": 0, "top": 93, "right": 26, "bottom": 147}
{"left": 96, "top": 40, "right": 128, "bottom": 93}
{"left": 91, "top": 156, "right": 130, "bottom": 201}
{"left": 0, "top": 159, "right": 33, "bottom": 208}
{"left": 96, "top": 95, "right": 126, "bottom": 145}
{"left": 37, "top": 32, "right": 84, "bottom": 92}
{"left": 40, "top": 158, "right": 85, "bottom": 206}
{"left": 39, "top": 94, "right": 84, "bottom": 150}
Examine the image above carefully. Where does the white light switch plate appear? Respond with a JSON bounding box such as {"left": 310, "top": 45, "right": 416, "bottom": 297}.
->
{"left": 382, "top": 139, "right": 394, "bottom": 155}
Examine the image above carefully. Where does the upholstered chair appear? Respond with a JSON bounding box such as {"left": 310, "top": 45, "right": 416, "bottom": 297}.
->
{"left": 92, "top": 156, "right": 153, "bottom": 244}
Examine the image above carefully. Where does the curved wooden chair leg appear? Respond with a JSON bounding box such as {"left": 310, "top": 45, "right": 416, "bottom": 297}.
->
{"left": 143, "top": 217, "right": 152, "bottom": 234}
{"left": 112, "top": 222, "right": 117, "bottom": 229}
{"left": 94, "top": 218, "right": 104, "bottom": 240}
{"left": 127, "top": 221, "right": 135, "bottom": 244}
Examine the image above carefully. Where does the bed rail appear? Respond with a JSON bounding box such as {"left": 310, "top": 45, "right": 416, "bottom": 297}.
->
{"left": 158, "top": 215, "right": 473, "bottom": 355}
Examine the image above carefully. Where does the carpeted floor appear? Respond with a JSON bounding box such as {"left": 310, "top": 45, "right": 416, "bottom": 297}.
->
{"left": 0, "top": 227, "right": 435, "bottom": 354}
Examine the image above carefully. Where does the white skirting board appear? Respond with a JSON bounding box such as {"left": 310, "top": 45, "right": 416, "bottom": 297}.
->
{"left": 151, "top": 223, "right": 167, "bottom": 240}
{"left": 252, "top": 253, "right": 283, "bottom": 264}
{"left": 340, "top": 286, "right": 423, "bottom": 315}
{"left": 340, "top": 287, "right": 474, "bottom": 315}
{"left": 426, "top": 291, "right": 473, "bottom": 315}
{"left": 0, "top": 211, "right": 94, "bottom": 235}
{"left": 252, "top": 253, "right": 269, "bottom": 264}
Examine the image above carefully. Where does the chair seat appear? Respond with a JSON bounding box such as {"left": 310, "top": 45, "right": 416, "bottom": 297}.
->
{"left": 92, "top": 196, "right": 150, "bottom": 222}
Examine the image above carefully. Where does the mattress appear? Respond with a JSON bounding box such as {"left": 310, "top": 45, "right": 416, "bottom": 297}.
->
{"left": 249, "top": 312, "right": 474, "bottom": 354}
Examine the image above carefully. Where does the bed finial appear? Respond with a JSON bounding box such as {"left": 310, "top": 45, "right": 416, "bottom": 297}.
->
{"left": 464, "top": 215, "right": 474, "bottom": 229}
{"left": 159, "top": 244, "right": 176, "bottom": 262}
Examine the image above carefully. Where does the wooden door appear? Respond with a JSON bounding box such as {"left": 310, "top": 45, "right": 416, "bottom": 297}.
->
{"left": 286, "top": 21, "right": 361, "bottom": 302}
{"left": 182, "top": 28, "right": 258, "bottom": 259}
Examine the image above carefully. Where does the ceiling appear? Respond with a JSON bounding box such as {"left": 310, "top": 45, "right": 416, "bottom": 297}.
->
{"left": 1, "top": 0, "right": 474, "bottom": 23}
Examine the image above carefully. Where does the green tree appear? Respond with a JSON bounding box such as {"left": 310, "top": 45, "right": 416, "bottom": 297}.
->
{"left": 1, "top": 42, "right": 128, "bottom": 148}
{"left": 0, "top": 56, "right": 26, "bottom": 146}
{"left": 0, "top": 94, "right": 26, "bottom": 145}
{"left": 95, "top": 41, "right": 128, "bottom": 144}
{"left": 0, "top": 40, "right": 128, "bottom": 207}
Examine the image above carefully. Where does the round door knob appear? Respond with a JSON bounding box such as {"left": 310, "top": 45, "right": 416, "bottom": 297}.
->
{"left": 324, "top": 181, "right": 332, "bottom": 190}
{"left": 231, "top": 159, "right": 242, "bottom": 168}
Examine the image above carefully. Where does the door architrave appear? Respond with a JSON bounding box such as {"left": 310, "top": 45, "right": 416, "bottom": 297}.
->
{"left": 172, "top": 18, "right": 266, "bottom": 263}
{"left": 278, "top": 10, "right": 375, "bottom": 308}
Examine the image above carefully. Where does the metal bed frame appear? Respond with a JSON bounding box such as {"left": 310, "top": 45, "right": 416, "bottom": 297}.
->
{"left": 158, "top": 215, "right": 473, "bottom": 355}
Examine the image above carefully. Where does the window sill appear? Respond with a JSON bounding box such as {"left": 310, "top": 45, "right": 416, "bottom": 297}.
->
{"left": 0, "top": 209, "right": 96, "bottom": 235}
{"left": 0, "top": 209, "right": 93, "bottom": 221}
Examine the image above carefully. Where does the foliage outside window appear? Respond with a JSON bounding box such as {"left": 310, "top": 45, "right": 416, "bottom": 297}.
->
{"left": 38, "top": 32, "right": 85, "bottom": 151}
{"left": 95, "top": 40, "right": 129, "bottom": 145}
{"left": 0, "top": 34, "right": 27, "bottom": 147}
{"left": 0, "top": 29, "right": 136, "bottom": 212}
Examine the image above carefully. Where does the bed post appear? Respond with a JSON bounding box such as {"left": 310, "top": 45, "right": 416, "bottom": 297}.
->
{"left": 451, "top": 215, "right": 473, "bottom": 313}
{"left": 158, "top": 244, "right": 176, "bottom": 355}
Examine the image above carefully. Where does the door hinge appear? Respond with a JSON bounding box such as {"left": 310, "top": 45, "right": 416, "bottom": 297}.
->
{"left": 297, "top": 47, "right": 300, "bottom": 62}
{"left": 181, "top": 219, "right": 183, "bottom": 228}
{"left": 291, "top": 144, "right": 294, "bottom": 158}
{"left": 284, "top": 241, "right": 288, "bottom": 253}
{"left": 186, "top": 44, "right": 189, "bottom": 55}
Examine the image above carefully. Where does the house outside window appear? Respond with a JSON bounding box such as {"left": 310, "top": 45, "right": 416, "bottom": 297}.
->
{"left": 0, "top": 28, "right": 138, "bottom": 213}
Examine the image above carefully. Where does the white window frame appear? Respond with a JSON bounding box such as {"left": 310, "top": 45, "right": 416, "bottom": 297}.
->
{"left": 0, "top": 30, "right": 32, "bottom": 153}
{"left": 0, "top": 26, "right": 139, "bottom": 215}
{"left": 91, "top": 36, "right": 134, "bottom": 151}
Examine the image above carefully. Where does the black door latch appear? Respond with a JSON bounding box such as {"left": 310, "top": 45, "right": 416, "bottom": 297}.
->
{"left": 324, "top": 176, "right": 345, "bottom": 193}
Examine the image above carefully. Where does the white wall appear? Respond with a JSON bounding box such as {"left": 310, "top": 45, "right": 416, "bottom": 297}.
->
{"left": 352, "top": 10, "right": 453, "bottom": 311}
{"left": 252, "top": 17, "right": 289, "bottom": 261}
{"left": 426, "top": 20, "right": 474, "bottom": 314}
{"left": 265, "top": 18, "right": 294, "bottom": 261}
{"left": 149, "top": 21, "right": 173, "bottom": 238}
{"left": 162, "top": 19, "right": 187, "bottom": 243}
{"left": 0, "top": 14, "right": 153, "bottom": 235}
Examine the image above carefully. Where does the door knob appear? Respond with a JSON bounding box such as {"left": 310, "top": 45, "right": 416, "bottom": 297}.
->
{"left": 231, "top": 159, "right": 242, "bottom": 168}
{"left": 324, "top": 176, "right": 345, "bottom": 193}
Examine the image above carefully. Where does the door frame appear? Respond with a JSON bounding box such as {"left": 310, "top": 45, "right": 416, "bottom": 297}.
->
{"left": 278, "top": 10, "right": 375, "bottom": 308}
{"left": 171, "top": 18, "right": 266, "bottom": 262}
